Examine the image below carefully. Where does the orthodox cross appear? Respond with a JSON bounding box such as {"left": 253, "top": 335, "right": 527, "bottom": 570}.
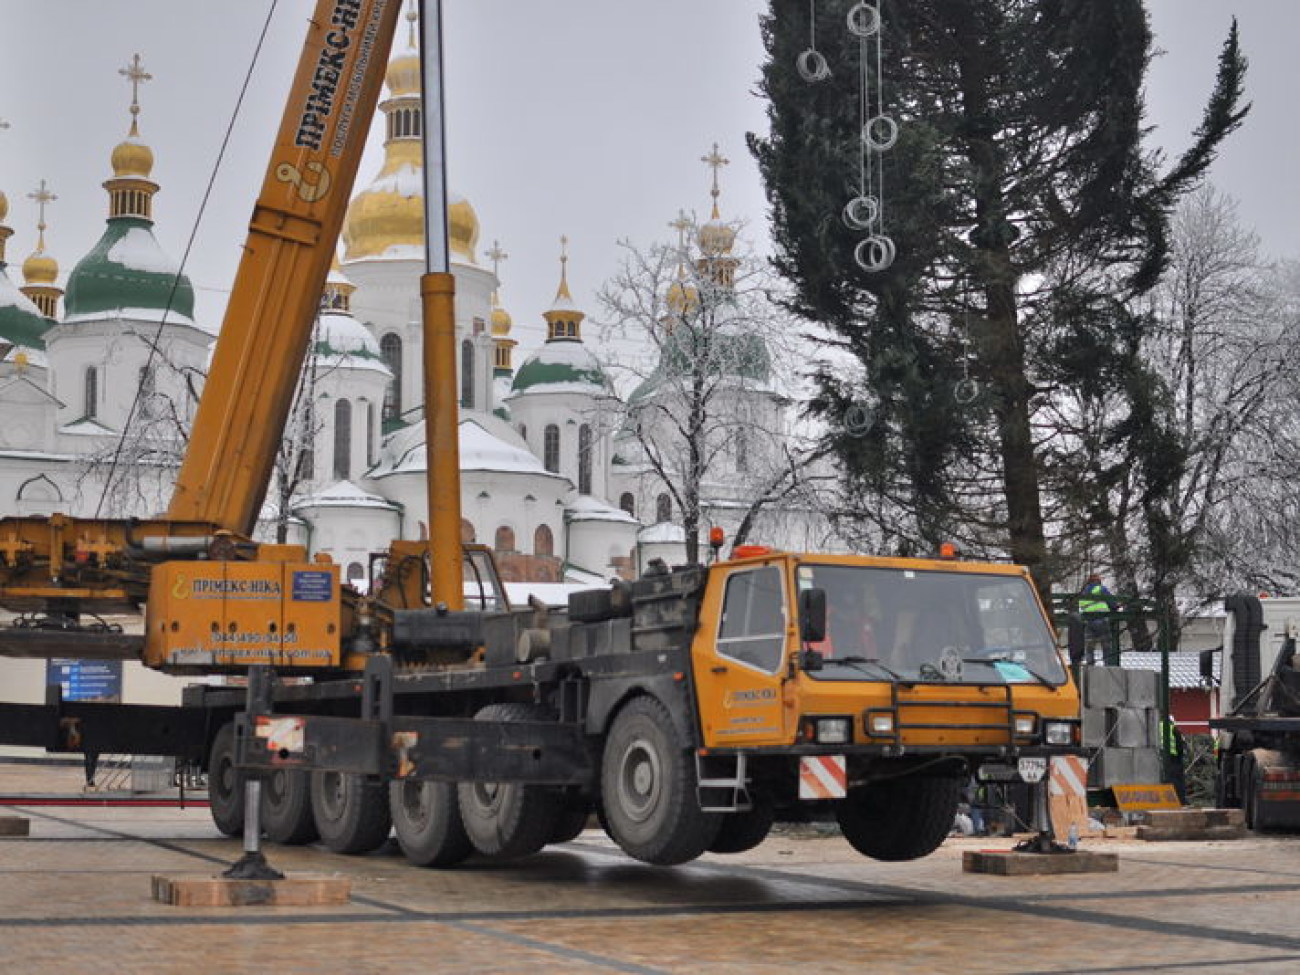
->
{"left": 27, "top": 179, "right": 56, "bottom": 248}
{"left": 486, "top": 239, "right": 508, "bottom": 279}
{"left": 700, "top": 142, "right": 729, "bottom": 208}
{"left": 119, "top": 53, "right": 152, "bottom": 127}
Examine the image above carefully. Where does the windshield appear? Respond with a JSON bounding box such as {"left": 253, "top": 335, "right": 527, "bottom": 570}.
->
{"left": 796, "top": 564, "right": 1066, "bottom": 685}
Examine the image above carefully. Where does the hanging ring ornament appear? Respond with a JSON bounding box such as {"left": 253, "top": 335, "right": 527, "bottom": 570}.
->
{"left": 953, "top": 378, "right": 980, "bottom": 405}
{"left": 854, "top": 235, "right": 896, "bottom": 273}
{"left": 861, "top": 115, "right": 899, "bottom": 152}
{"left": 841, "top": 195, "right": 879, "bottom": 230}
{"left": 843, "top": 402, "right": 875, "bottom": 437}
{"left": 846, "top": 2, "right": 881, "bottom": 37}
{"left": 796, "top": 48, "right": 831, "bottom": 82}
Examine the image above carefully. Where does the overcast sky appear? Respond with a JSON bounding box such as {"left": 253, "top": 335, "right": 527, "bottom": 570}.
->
{"left": 1, "top": 1, "right": 1294, "bottom": 354}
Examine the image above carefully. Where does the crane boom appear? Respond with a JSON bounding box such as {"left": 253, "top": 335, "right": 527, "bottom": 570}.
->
{"left": 167, "top": 0, "right": 404, "bottom": 535}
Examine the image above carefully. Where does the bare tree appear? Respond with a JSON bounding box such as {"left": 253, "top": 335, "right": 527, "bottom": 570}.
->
{"left": 598, "top": 223, "right": 833, "bottom": 561}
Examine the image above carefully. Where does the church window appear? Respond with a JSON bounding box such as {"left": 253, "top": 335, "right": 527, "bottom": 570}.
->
{"left": 461, "top": 338, "right": 474, "bottom": 408}
{"left": 543, "top": 425, "right": 560, "bottom": 473}
{"left": 346, "top": 563, "right": 365, "bottom": 587}
{"left": 578, "top": 424, "right": 593, "bottom": 495}
{"left": 619, "top": 493, "right": 635, "bottom": 517}
{"left": 380, "top": 333, "right": 403, "bottom": 420}
{"left": 84, "top": 367, "right": 99, "bottom": 420}
{"left": 495, "top": 525, "right": 516, "bottom": 552}
{"left": 365, "top": 400, "right": 376, "bottom": 466}
{"left": 735, "top": 429, "right": 750, "bottom": 473}
{"left": 298, "top": 444, "right": 315, "bottom": 481}
{"left": 534, "top": 524, "right": 554, "bottom": 557}
{"left": 333, "top": 399, "right": 352, "bottom": 480}
{"left": 656, "top": 493, "right": 672, "bottom": 523}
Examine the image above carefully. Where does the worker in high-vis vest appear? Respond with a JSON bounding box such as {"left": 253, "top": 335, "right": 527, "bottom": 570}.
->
{"left": 1078, "top": 573, "right": 1116, "bottom": 665}
{"left": 1161, "top": 717, "right": 1187, "bottom": 804}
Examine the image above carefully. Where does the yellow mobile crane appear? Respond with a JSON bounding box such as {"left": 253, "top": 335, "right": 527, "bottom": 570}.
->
{"left": 0, "top": 0, "right": 1081, "bottom": 868}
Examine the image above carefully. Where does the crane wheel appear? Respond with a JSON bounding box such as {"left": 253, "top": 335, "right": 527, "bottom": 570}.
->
{"left": 389, "top": 779, "right": 474, "bottom": 868}
{"left": 708, "top": 799, "right": 775, "bottom": 854}
{"left": 457, "top": 704, "right": 563, "bottom": 858}
{"left": 837, "top": 774, "right": 961, "bottom": 861}
{"left": 207, "top": 722, "right": 245, "bottom": 838}
{"left": 262, "top": 769, "right": 318, "bottom": 845}
{"left": 310, "top": 771, "right": 392, "bottom": 854}
{"left": 600, "top": 695, "right": 720, "bottom": 865}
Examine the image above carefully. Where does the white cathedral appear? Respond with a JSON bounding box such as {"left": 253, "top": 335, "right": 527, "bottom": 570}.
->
{"left": 0, "top": 30, "right": 820, "bottom": 606}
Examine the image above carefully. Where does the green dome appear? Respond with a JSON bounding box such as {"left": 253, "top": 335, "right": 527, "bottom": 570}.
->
{"left": 0, "top": 267, "right": 51, "bottom": 349}
{"left": 628, "top": 326, "right": 771, "bottom": 405}
{"left": 510, "top": 339, "right": 610, "bottom": 394}
{"left": 64, "top": 217, "right": 195, "bottom": 322}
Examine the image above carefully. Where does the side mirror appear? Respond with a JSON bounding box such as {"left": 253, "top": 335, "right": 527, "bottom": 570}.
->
{"left": 799, "top": 587, "right": 827, "bottom": 643}
{"left": 801, "top": 648, "right": 825, "bottom": 672}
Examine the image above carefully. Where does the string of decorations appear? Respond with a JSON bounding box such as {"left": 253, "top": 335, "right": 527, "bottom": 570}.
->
{"left": 796, "top": 1, "right": 896, "bottom": 273}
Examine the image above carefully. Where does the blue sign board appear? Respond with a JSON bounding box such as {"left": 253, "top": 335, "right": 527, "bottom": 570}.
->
{"left": 46, "top": 659, "right": 123, "bottom": 703}
{"left": 292, "top": 570, "right": 334, "bottom": 602}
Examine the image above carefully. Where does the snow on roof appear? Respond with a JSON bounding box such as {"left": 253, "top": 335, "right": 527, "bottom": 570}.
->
{"left": 370, "top": 414, "right": 568, "bottom": 483}
{"left": 62, "top": 306, "right": 197, "bottom": 327}
{"left": 59, "top": 417, "right": 117, "bottom": 436}
{"left": 567, "top": 494, "right": 639, "bottom": 525}
{"left": 294, "top": 480, "right": 401, "bottom": 511}
{"left": 106, "top": 224, "right": 182, "bottom": 275}
{"left": 639, "top": 522, "right": 686, "bottom": 543}
{"left": 504, "top": 581, "right": 592, "bottom": 607}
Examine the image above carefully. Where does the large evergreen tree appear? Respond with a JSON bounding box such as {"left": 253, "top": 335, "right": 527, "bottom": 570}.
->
{"left": 750, "top": 1, "right": 1247, "bottom": 590}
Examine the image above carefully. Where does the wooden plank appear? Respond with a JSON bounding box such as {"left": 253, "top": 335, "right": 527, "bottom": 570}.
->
{"left": 0, "top": 816, "right": 30, "bottom": 837}
{"left": 963, "top": 850, "right": 1119, "bottom": 875}
{"left": 151, "top": 874, "right": 350, "bottom": 907}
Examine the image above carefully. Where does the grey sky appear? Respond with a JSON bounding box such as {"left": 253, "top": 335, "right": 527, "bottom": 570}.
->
{"left": 0, "top": 1, "right": 1294, "bottom": 355}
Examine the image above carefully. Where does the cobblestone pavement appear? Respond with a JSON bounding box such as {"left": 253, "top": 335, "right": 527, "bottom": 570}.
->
{"left": 2, "top": 762, "right": 1299, "bottom": 974}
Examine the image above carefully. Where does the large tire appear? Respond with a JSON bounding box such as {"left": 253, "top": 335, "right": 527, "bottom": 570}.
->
{"left": 837, "top": 774, "right": 961, "bottom": 862}
{"left": 311, "top": 771, "right": 392, "bottom": 854}
{"left": 263, "top": 769, "right": 318, "bottom": 845}
{"left": 457, "top": 704, "right": 562, "bottom": 859}
{"left": 389, "top": 778, "right": 474, "bottom": 868}
{"left": 708, "top": 800, "right": 775, "bottom": 854}
{"left": 1243, "top": 755, "right": 1261, "bottom": 831}
{"left": 600, "top": 695, "right": 720, "bottom": 865}
{"left": 207, "top": 722, "right": 245, "bottom": 838}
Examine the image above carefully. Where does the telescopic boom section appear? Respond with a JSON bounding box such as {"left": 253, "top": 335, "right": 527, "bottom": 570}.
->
{"left": 167, "top": 0, "right": 404, "bottom": 535}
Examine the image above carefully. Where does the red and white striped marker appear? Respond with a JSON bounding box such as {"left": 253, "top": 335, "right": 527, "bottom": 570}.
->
{"left": 799, "top": 755, "right": 847, "bottom": 799}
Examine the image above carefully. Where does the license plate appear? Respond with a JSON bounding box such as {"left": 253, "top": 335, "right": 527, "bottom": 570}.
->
{"left": 1017, "top": 756, "right": 1047, "bottom": 783}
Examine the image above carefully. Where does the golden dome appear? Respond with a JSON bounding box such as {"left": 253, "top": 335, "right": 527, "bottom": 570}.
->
{"left": 0, "top": 190, "right": 8, "bottom": 223}
{"left": 111, "top": 122, "right": 155, "bottom": 178}
{"left": 386, "top": 4, "right": 420, "bottom": 96}
{"left": 491, "top": 301, "right": 513, "bottom": 336}
{"left": 666, "top": 277, "right": 699, "bottom": 315}
{"left": 698, "top": 215, "right": 736, "bottom": 256}
{"left": 23, "top": 249, "right": 58, "bottom": 286}
{"left": 342, "top": 170, "right": 478, "bottom": 263}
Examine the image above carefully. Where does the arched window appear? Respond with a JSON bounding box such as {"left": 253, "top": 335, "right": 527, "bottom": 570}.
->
{"left": 297, "top": 444, "right": 315, "bottom": 482}
{"left": 380, "top": 333, "right": 402, "bottom": 420}
{"left": 461, "top": 338, "right": 474, "bottom": 408}
{"left": 578, "top": 423, "right": 593, "bottom": 495}
{"left": 494, "top": 525, "right": 516, "bottom": 552}
{"left": 333, "top": 399, "right": 352, "bottom": 480}
{"left": 656, "top": 493, "right": 672, "bottom": 523}
{"left": 735, "top": 429, "right": 749, "bottom": 473}
{"left": 534, "top": 524, "right": 554, "bottom": 557}
{"left": 84, "top": 367, "right": 98, "bottom": 419}
{"left": 543, "top": 424, "right": 560, "bottom": 473}
{"left": 619, "top": 492, "right": 636, "bottom": 517}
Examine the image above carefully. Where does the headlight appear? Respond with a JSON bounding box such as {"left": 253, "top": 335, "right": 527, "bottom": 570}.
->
{"left": 1044, "top": 721, "right": 1073, "bottom": 745}
{"left": 1013, "top": 715, "right": 1036, "bottom": 735}
{"left": 867, "top": 713, "right": 895, "bottom": 735}
{"left": 816, "top": 717, "right": 852, "bottom": 744}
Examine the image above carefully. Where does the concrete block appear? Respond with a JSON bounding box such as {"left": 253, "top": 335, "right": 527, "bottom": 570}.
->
{"left": 151, "top": 873, "right": 351, "bottom": 907}
{"left": 963, "top": 850, "right": 1119, "bottom": 875}
{"left": 1094, "top": 747, "right": 1133, "bottom": 787}
{"left": 1081, "top": 706, "right": 1110, "bottom": 747}
{"left": 0, "top": 816, "right": 30, "bottom": 837}
{"left": 1131, "top": 748, "right": 1163, "bottom": 784}
{"left": 1114, "top": 708, "right": 1151, "bottom": 748}
{"left": 1084, "top": 667, "right": 1126, "bottom": 708}
{"left": 1126, "top": 670, "right": 1159, "bottom": 708}
{"left": 1205, "top": 808, "right": 1246, "bottom": 828}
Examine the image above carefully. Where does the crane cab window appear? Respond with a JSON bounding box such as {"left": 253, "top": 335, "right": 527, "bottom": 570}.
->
{"left": 718, "top": 566, "right": 786, "bottom": 673}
